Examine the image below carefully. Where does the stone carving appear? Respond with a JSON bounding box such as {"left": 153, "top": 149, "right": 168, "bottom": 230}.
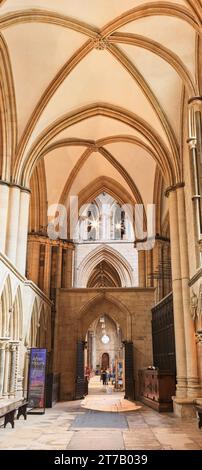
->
{"left": 190, "top": 289, "right": 198, "bottom": 320}
{"left": 198, "top": 284, "right": 202, "bottom": 317}
{"left": 195, "top": 330, "right": 202, "bottom": 344}
{"left": 93, "top": 37, "right": 109, "bottom": 50}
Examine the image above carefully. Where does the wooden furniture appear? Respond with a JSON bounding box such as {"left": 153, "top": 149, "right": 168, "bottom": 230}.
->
{"left": 196, "top": 406, "right": 202, "bottom": 429}
{"left": 0, "top": 399, "right": 28, "bottom": 428}
{"left": 151, "top": 293, "right": 176, "bottom": 374}
{"left": 138, "top": 369, "right": 176, "bottom": 412}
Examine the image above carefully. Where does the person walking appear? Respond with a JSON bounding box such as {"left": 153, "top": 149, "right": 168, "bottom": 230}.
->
{"left": 102, "top": 369, "right": 107, "bottom": 385}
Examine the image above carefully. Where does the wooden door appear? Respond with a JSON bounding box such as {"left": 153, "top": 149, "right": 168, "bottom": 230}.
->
{"left": 101, "top": 352, "right": 109, "bottom": 369}
{"left": 75, "top": 340, "right": 85, "bottom": 399}
{"left": 124, "top": 341, "right": 135, "bottom": 400}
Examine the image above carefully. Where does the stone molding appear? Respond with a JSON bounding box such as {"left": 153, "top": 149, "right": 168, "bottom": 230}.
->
{"left": 164, "top": 182, "right": 185, "bottom": 198}
{"left": 188, "top": 268, "right": 202, "bottom": 287}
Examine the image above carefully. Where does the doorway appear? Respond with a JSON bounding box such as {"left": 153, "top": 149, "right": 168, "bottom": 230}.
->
{"left": 101, "top": 352, "right": 109, "bottom": 369}
{"left": 84, "top": 314, "right": 124, "bottom": 395}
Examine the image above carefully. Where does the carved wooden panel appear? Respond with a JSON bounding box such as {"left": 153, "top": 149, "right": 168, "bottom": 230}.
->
{"left": 151, "top": 293, "right": 176, "bottom": 374}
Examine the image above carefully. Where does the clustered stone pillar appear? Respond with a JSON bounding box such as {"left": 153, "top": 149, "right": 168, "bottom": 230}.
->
{"left": 177, "top": 186, "right": 199, "bottom": 397}
{"left": 26, "top": 235, "right": 75, "bottom": 292}
{"left": 168, "top": 188, "right": 187, "bottom": 398}
{"left": 6, "top": 186, "right": 21, "bottom": 264}
{"left": 92, "top": 333, "right": 96, "bottom": 371}
{"left": 43, "top": 243, "right": 52, "bottom": 295}
{"left": 16, "top": 190, "right": 30, "bottom": 274}
{"left": 0, "top": 183, "right": 30, "bottom": 275}
{"left": 0, "top": 183, "right": 9, "bottom": 252}
{"left": 9, "top": 342, "right": 18, "bottom": 396}
{"left": 0, "top": 341, "right": 6, "bottom": 396}
{"left": 168, "top": 182, "right": 201, "bottom": 401}
{"left": 138, "top": 250, "right": 146, "bottom": 288}
{"left": 66, "top": 247, "right": 74, "bottom": 288}
{"left": 0, "top": 339, "right": 20, "bottom": 399}
{"left": 3, "top": 343, "right": 10, "bottom": 396}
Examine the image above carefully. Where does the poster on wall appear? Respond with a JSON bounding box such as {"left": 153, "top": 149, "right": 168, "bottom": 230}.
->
{"left": 27, "top": 348, "right": 47, "bottom": 414}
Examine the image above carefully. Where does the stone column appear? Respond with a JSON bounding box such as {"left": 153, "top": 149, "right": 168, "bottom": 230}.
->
{"left": 187, "top": 96, "right": 202, "bottom": 240}
{"left": 168, "top": 189, "right": 187, "bottom": 397}
{"left": 177, "top": 186, "right": 199, "bottom": 396}
{"left": 0, "top": 183, "right": 9, "bottom": 253}
{"left": 43, "top": 242, "right": 52, "bottom": 296}
{"left": 26, "top": 237, "right": 40, "bottom": 283}
{"left": 6, "top": 186, "right": 21, "bottom": 264}
{"left": 23, "top": 348, "right": 30, "bottom": 398}
{"left": 0, "top": 339, "right": 9, "bottom": 396}
{"left": 3, "top": 343, "right": 10, "bottom": 397}
{"left": 56, "top": 245, "right": 62, "bottom": 288}
{"left": 66, "top": 247, "right": 74, "bottom": 288}
{"left": 146, "top": 250, "right": 153, "bottom": 287}
{"left": 92, "top": 333, "right": 96, "bottom": 371}
{"left": 16, "top": 342, "right": 24, "bottom": 397}
{"left": 138, "top": 250, "right": 146, "bottom": 287}
{"left": 16, "top": 190, "right": 30, "bottom": 275}
{"left": 9, "top": 342, "right": 17, "bottom": 396}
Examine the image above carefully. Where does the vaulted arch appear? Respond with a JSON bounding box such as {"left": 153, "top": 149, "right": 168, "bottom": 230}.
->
{"left": 15, "top": 103, "right": 177, "bottom": 186}
{"left": 76, "top": 244, "right": 136, "bottom": 288}
{"left": 78, "top": 291, "right": 132, "bottom": 340}
{"left": 87, "top": 260, "right": 122, "bottom": 288}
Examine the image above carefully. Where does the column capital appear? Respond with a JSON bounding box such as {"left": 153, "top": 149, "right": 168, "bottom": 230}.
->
{"left": 0, "top": 180, "right": 31, "bottom": 194}
{"left": 187, "top": 137, "right": 197, "bottom": 150}
{"left": 165, "top": 182, "right": 185, "bottom": 198}
{"left": 9, "top": 340, "right": 20, "bottom": 350}
{"left": 0, "top": 338, "right": 10, "bottom": 349}
{"left": 188, "top": 96, "right": 202, "bottom": 108}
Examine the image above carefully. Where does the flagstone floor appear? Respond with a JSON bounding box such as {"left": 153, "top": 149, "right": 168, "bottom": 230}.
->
{"left": 0, "top": 377, "right": 202, "bottom": 450}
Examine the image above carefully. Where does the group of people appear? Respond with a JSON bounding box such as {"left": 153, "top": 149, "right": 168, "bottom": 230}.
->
{"left": 100, "top": 368, "right": 114, "bottom": 385}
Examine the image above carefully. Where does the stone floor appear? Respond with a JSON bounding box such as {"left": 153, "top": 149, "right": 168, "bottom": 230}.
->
{"left": 0, "top": 377, "right": 202, "bottom": 450}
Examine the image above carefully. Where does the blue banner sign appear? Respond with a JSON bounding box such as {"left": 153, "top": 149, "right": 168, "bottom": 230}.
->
{"left": 28, "top": 348, "right": 47, "bottom": 410}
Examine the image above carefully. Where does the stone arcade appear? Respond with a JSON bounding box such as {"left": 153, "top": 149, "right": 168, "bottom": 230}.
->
{"left": 0, "top": 0, "right": 202, "bottom": 451}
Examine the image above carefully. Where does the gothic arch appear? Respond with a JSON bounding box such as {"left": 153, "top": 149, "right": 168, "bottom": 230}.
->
{"left": 76, "top": 244, "right": 135, "bottom": 288}
{"left": 29, "top": 159, "right": 47, "bottom": 233}
{"left": 11, "top": 285, "right": 23, "bottom": 341}
{"left": 27, "top": 298, "right": 40, "bottom": 348}
{"left": 15, "top": 103, "right": 176, "bottom": 187}
{"left": 2, "top": 3, "right": 199, "bottom": 176}
{"left": 78, "top": 292, "right": 132, "bottom": 340}
{"left": 87, "top": 261, "right": 122, "bottom": 288}
{"left": 0, "top": 33, "right": 17, "bottom": 180}
{"left": 0, "top": 275, "right": 12, "bottom": 338}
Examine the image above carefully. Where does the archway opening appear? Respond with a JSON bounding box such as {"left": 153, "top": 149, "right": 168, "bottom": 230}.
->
{"left": 84, "top": 314, "right": 124, "bottom": 395}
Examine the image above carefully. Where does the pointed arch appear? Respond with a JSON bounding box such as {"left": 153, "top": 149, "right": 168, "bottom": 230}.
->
{"left": 76, "top": 244, "right": 136, "bottom": 288}
{"left": 0, "top": 33, "right": 17, "bottom": 180}
{"left": 78, "top": 291, "right": 132, "bottom": 340}
{"left": 12, "top": 286, "right": 23, "bottom": 341}
{"left": 27, "top": 297, "right": 40, "bottom": 347}
{"left": 29, "top": 159, "right": 47, "bottom": 233}
{"left": 0, "top": 275, "right": 12, "bottom": 337}
{"left": 15, "top": 103, "right": 177, "bottom": 187}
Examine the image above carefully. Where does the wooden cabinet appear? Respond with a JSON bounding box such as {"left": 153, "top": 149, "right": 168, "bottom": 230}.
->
{"left": 138, "top": 369, "right": 176, "bottom": 412}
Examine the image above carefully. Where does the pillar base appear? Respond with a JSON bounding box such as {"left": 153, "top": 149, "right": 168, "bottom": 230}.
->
{"left": 173, "top": 396, "right": 202, "bottom": 418}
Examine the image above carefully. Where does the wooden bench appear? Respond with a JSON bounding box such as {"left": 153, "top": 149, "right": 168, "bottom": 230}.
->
{"left": 0, "top": 399, "right": 28, "bottom": 428}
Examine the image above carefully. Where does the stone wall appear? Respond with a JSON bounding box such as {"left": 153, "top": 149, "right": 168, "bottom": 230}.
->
{"left": 54, "top": 287, "right": 155, "bottom": 400}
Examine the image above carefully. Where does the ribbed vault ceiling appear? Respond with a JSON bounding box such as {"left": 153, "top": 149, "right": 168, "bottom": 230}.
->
{"left": 0, "top": 0, "right": 201, "bottom": 229}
